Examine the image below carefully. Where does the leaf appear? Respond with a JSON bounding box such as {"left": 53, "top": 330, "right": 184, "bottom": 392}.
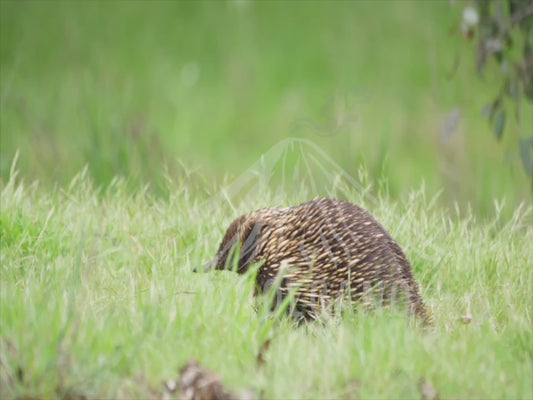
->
{"left": 441, "top": 108, "right": 461, "bottom": 144}
{"left": 477, "top": 42, "right": 489, "bottom": 75}
{"left": 519, "top": 138, "right": 533, "bottom": 176}
{"left": 493, "top": 108, "right": 506, "bottom": 140}
{"left": 508, "top": 79, "right": 520, "bottom": 100}
{"left": 481, "top": 103, "right": 493, "bottom": 119}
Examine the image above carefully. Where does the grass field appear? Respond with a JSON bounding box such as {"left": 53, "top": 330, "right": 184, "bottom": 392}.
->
{"left": 1, "top": 1, "right": 531, "bottom": 218}
{"left": 1, "top": 1, "right": 533, "bottom": 399}
{"left": 1, "top": 161, "right": 532, "bottom": 398}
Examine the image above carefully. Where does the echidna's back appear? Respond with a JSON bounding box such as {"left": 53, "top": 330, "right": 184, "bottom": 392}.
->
{"left": 255, "top": 198, "right": 428, "bottom": 321}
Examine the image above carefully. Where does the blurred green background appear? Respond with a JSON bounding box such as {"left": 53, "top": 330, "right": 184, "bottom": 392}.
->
{"left": 1, "top": 1, "right": 531, "bottom": 217}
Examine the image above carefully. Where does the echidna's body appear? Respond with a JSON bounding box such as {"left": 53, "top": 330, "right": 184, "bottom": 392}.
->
{"left": 206, "top": 198, "right": 428, "bottom": 322}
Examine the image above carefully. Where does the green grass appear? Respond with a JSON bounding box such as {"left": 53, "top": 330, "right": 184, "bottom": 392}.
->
{"left": 1, "top": 1, "right": 532, "bottom": 398}
{"left": 1, "top": 161, "right": 531, "bottom": 399}
{"left": 1, "top": 1, "right": 531, "bottom": 219}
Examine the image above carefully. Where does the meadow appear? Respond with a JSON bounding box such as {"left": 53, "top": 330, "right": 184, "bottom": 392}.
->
{"left": 1, "top": 1, "right": 532, "bottom": 399}
{"left": 1, "top": 161, "right": 532, "bottom": 398}
{"left": 1, "top": 1, "right": 531, "bottom": 216}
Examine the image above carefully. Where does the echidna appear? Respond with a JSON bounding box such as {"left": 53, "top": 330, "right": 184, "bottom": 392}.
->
{"left": 204, "top": 198, "right": 429, "bottom": 322}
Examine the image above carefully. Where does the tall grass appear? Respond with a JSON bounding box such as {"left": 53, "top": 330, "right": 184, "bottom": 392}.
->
{"left": 1, "top": 1, "right": 531, "bottom": 218}
{"left": 1, "top": 162, "right": 531, "bottom": 399}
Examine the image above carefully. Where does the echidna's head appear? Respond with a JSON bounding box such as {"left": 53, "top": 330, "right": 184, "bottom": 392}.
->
{"left": 202, "top": 213, "right": 265, "bottom": 273}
